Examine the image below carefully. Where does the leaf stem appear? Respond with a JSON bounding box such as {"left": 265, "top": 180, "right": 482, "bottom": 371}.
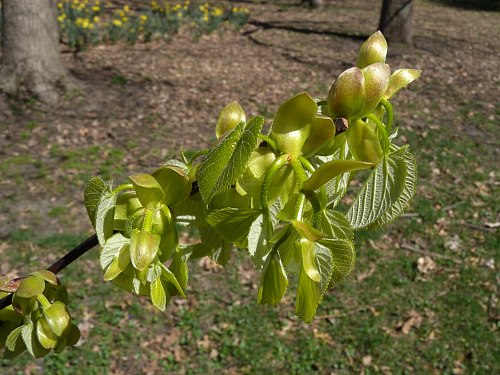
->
{"left": 299, "top": 156, "right": 327, "bottom": 210}
{"left": 37, "top": 294, "right": 51, "bottom": 309}
{"left": 294, "top": 193, "right": 306, "bottom": 222}
{"left": 142, "top": 209, "right": 154, "bottom": 232}
{"left": 260, "top": 154, "right": 289, "bottom": 209}
{"left": 367, "top": 114, "right": 390, "bottom": 153}
{"left": 188, "top": 149, "right": 209, "bottom": 164}
{"left": 112, "top": 183, "right": 133, "bottom": 195}
{"left": 257, "top": 134, "right": 278, "bottom": 151}
{"left": 380, "top": 97, "right": 394, "bottom": 134}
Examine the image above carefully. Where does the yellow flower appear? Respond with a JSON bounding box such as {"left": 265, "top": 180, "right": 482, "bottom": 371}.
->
{"left": 211, "top": 8, "right": 223, "bottom": 17}
{"left": 124, "top": 5, "right": 130, "bottom": 13}
{"left": 140, "top": 14, "right": 148, "bottom": 23}
{"left": 202, "top": 14, "right": 209, "bottom": 22}
{"left": 113, "top": 19, "right": 122, "bottom": 27}
{"left": 57, "top": 2, "right": 63, "bottom": 9}
{"left": 92, "top": 5, "right": 100, "bottom": 11}
{"left": 57, "top": 15, "right": 66, "bottom": 22}
{"left": 122, "top": 16, "right": 129, "bottom": 23}
{"left": 93, "top": 16, "right": 100, "bottom": 23}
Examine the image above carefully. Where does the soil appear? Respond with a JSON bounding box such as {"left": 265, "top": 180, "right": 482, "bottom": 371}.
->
{"left": 0, "top": 0, "right": 498, "bottom": 237}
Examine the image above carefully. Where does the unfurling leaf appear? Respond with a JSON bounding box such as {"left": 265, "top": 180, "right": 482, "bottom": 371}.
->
{"left": 346, "top": 119, "right": 384, "bottom": 164}
{"left": 150, "top": 277, "right": 167, "bottom": 311}
{"left": 129, "top": 173, "right": 165, "bottom": 209}
{"left": 291, "top": 221, "right": 326, "bottom": 242}
{"left": 302, "top": 159, "right": 374, "bottom": 192}
{"left": 198, "top": 116, "right": 264, "bottom": 203}
{"left": 43, "top": 302, "right": 70, "bottom": 337}
{"left": 84, "top": 177, "right": 107, "bottom": 226}
{"left": 385, "top": 69, "right": 422, "bottom": 99}
{"left": 16, "top": 276, "right": 45, "bottom": 299}
{"left": 206, "top": 208, "right": 261, "bottom": 248}
{"left": 295, "top": 242, "right": 333, "bottom": 322}
{"left": 347, "top": 151, "right": 407, "bottom": 229}
{"left": 368, "top": 148, "right": 417, "bottom": 229}
{"left": 257, "top": 252, "right": 288, "bottom": 305}
{"left": 152, "top": 166, "right": 191, "bottom": 206}
{"left": 270, "top": 92, "right": 317, "bottom": 156}
{"left": 130, "top": 229, "right": 161, "bottom": 272}
{"left": 95, "top": 187, "right": 116, "bottom": 246}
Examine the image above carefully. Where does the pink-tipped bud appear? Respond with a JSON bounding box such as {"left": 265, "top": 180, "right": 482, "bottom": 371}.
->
{"left": 361, "top": 63, "right": 391, "bottom": 116}
{"left": 327, "top": 67, "right": 366, "bottom": 119}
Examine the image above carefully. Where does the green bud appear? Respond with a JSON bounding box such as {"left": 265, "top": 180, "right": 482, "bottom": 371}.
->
{"left": 357, "top": 31, "right": 388, "bottom": 68}
{"left": 130, "top": 229, "right": 161, "bottom": 272}
{"left": 12, "top": 295, "right": 38, "bottom": 315}
{"left": 327, "top": 67, "right": 366, "bottom": 119}
{"left": 360, "top": 63, "right": 391, "bottom": 116}
{"left": 215, "top": 101, "right": 246, "bottom": 138}
{"left": 385, "top": 68, "right": 422, "bottom": 98}
{"left": 129, "top": 173, "right": 165, "bottom": 209}
{"left": 43, "top": 301, "right": 70, "bottom": 337}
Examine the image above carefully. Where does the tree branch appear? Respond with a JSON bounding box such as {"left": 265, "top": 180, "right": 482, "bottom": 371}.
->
{"left": 0, "top": 234, "right": 99, "bottom": 311}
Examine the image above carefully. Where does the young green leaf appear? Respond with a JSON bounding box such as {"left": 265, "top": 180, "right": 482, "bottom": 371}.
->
{"left": 301, "top": 116, "right": 336, "bottom": 157}
{"left": 150, "top": 277, "right": 167, "bottom": 311}
{"left": 206, "top": 208, "right": 261, "bottom": 248}
{"left": 291, "top": 221, "right": 326, "bottom": 242}
{"left": 130, "top": 229, "right": 161, "bottom": 272}
{"left": 319, "top": 238, "right": 356, "bottom": 287}
{"left": 321, "top": 210, "right": 354, "bottom": 242}
{"left": 30, "top": 270, "right": 58, "bottom": 286}
{"left": 169, "top": 252, "right": 189, "bottom": 292}
{"left": 6, "top": 325, "right": 23, "bottom": 352}
{"left": 100, "top": 233, "right": 130, "bottom": 271}
{"left": 368, "top": 149, "right": 417, "bottom": 229}
{"left": 95, "top": 188, "right": 117, "bottom": 246}
{"left": 84, "top": 177, "right": 107, "bottom": 226}
{"left": 385, "top": 69, "right": 422, "bottom": 99}
{"left": 198, "top": 116, "right": 264, "bottom": 203}
{"left": 36, "top": 317, "right": 58, "bottom": 349}
{"left": 152, "top": 165, "right": 191, "bottom": 206}
{"left": 257, "top": 252, "right": 288, "bottom": 305}
{"left": 299, "top": 239, "right": 320, "bottom": 282}
{"left": 347, "top": 152, "right": 407, "bottom": 229}
{"left": 347, "top": 119, "right": 384, "bottom": 164}
{"left": 160, "top": 263, "right": 186, "bottom": 298}
{"left": 295, "top": 242, "right": 333, "bottom": 322}
{"left": 16, "top": 275, "right": 45, "bottom": 299}
{"left": 270, "top": 92, "right": 317, "bottom": 156}
{"left": 43, "top": 301, "right": 70, "bottom": 337}
{"left": 103, "top": 242, "right": 131, "bottom": 281}
{"left": 129, "top": 173, "right": 165, "bottom": 209}
{"left": 302, "top": 159, "right": 374, "bottom": 192}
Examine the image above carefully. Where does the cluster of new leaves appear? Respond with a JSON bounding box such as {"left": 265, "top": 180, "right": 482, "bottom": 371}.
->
{"left": 0, "top": 31, "right": 421, "bottom": 359}
{"left": 84, "top": 31, "right": 420, "bottom": 323}
{"left": 0, "top": 272, "right": 80, "bottom": 358}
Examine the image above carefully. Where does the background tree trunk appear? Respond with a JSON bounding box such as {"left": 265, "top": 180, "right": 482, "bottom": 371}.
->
{"left": 0, "top": 0, "right": 67, "bottom": 104}
{"left": 301, "top": 0, "right": 324, "bottom": 9}
{"left": 379, "top": 0, "right": 414, "bottom": 45}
